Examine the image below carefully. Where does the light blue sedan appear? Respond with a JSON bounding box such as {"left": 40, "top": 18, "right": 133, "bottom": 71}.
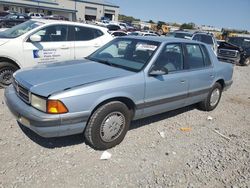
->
{"left": 5, "top": 36, "right": 233, "bottom": 150}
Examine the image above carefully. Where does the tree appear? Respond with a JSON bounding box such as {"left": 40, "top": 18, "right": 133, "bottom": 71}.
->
{"left": 180, "top": 23, "right": 194, "bottom": 30}
{"left": 148, "top": 20, "right": 155, "bottom": 24}
{"left": 118, "top": 14, "right": 140, "bottom": 23}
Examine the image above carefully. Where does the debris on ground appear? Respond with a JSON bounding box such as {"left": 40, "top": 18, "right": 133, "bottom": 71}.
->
{"left": 180, "top": 127, "right": 192, "bottom": 132}
{"left": 158, "top": 131, "right": 165, "bottom": 138}
{"left": 207, "top": 116, "right": 213, "bottom": 121}
{"left": 213, "top": 129, "right": 231, "bottom": 141}
{"left": 100, "top": 151, "right": 112, "bottom": 160}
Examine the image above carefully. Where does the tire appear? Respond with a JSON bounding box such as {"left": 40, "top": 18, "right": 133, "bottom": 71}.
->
{"left": 0, "top": 62, "right": 19, "bottom": 88}
{"left": 243, "top": 57, "right": 250, "bottom": 66}
{"left": 84, "top": 101, "right": 131, "bottom": 150}
{"left": 199, "top": 82, "right": 222, "bottom": 111}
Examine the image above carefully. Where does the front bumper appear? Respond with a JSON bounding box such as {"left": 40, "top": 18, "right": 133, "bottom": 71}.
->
{"left": 4, "top": 85, "right": 89, "bottom": 138}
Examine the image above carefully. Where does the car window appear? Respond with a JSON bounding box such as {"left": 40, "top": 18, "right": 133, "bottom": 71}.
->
{"left": 88, "top": 38, "right": 159, "bottom": 72}
{"left": 34, "top": 25, "right": 69, "bottom": 42}
{"left": 200, "top": 45, "right": 212, "bottom": 66}
{"left": 74, "top": 26, "right": 103, "bottom": 41}
{"left": 242, "top": 38, "right": 250, "bottom": 48}
{"left": 113, "top": 32, "right": 126, "bottom": 37}
{"left": 186, "top": 44, "right": 204, "bottom": 69}
{"left": 154, "top": 43, "right": 183, "bottom": 72}
{"left": 193, "top": 34, "right": 213, "bottom": 45}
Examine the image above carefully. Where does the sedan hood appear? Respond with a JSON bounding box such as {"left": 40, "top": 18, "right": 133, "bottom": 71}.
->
{"left": 14, "top": 60, "right": 134, "bottom": 97}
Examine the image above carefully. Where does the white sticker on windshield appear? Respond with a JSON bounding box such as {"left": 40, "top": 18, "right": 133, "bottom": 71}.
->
{"left": 136, "top": 44, "right": 157, "bottom": 51}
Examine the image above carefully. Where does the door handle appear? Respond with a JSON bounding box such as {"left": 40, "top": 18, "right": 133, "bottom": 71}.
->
{"left": 180, "top": 80, "right": 186, "bottom": 83}
{"left": 210, "top": 75, "right": 215, "bottom": 78}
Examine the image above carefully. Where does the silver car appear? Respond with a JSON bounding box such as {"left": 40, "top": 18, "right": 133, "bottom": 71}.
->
{"left": 5, "top": 36, "right": 233, "bottom": 150}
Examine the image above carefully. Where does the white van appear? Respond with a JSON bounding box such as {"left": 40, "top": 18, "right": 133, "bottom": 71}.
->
{"left": 0, "top": 19, "right": 113, "bottom": 87}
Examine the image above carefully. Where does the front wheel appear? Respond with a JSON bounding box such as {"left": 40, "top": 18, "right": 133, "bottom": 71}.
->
{"left": 199, "top": 83, "right": 222, "bottom": 111}
{"left": 84, "top": 101, "right": 131, "bottom": 150}
{"left": 0, "top": 62, "right": 18, "bottom": 88}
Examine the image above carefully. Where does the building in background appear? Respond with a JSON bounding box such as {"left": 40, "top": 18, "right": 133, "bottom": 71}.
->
{"left": 0, "top": 0, "right": 119, "bottom": 21}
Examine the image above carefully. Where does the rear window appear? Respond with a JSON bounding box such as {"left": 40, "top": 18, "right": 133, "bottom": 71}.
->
{"left": 74, "top": 26, "right": 103, "bottom": 41}
{"left": 193, "top": 34, "right": 213, "bottom": 45}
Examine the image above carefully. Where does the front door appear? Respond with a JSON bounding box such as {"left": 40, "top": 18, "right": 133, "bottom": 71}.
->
{"left": 143, "top": 43, "right": 189, "bottom": 117}
{"left": 23, "top": 24, "right": 73, "bottom": 67}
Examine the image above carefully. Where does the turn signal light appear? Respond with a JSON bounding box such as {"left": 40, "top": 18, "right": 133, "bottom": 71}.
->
{"left": 47, "top": 100, "right": 68, "bottom": 114}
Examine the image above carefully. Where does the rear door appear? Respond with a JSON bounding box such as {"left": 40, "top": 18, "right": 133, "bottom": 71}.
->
{"left": 70, "top": 25, "right": 105, "bottom": 59}
{"left": 184, "top": 43, "right": 215, "bottom": 104}
{"left": 23, "top": 24, "right": 74, "bottom": 66}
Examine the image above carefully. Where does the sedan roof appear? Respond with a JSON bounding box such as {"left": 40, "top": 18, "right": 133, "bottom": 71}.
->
{"left": 123, "top": 35, "right": 201, "bottom": 44}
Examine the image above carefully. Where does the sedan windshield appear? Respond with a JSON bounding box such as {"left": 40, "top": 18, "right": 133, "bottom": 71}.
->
{"left": 0, "top": 20, "right": 43, "bottom": 38}
{"left": 87, "top": 38, "right": 160, "bottom": 72}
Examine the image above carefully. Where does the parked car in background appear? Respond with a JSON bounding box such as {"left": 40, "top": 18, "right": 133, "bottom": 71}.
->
{"left": 110, "top": 30, "right": 127, "bottom": 37}
{"left": 106, "top": 24, "right": 121, "bottom": 31}
{"left": 28, "top": 12, "right": 44, "bottom": 19}
{"left": 5, "top": 37, "right": 233, "bottom": 150}
{"left": 217, "top": 40, "right": 241, "bottom": 64}
{"left": 0, "top": 11, "right": 11, "bottom": 18}
{"left": 227, "top": 36, "right": 250, "bottom": 66}
{"left": 128, "top": 31, "right": 159, "bottom": 37}
{"left": 167, "top": 31, "right": 193, "bottom": 39}
{"left": 44, "top": 15, "right": 69, "bottom": 21}
{"left": 0, "top": 13, "right": 30, "bottom": 28}
{"left": 192, "top": 32, "right": 218, "bottom": 54}
{"left": 0, "top": 19, "right": 113, "bottom": 87}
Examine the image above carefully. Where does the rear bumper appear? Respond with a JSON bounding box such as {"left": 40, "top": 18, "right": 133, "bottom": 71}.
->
{"left": 224, "top": 80, "right": 233, "bottom": 91}
{"left": 4, "top": 85, "right": 89, "bottom": 137}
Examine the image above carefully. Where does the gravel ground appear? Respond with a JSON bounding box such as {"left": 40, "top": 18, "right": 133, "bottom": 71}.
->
{"left": 0, "top": 65, "right": 249, "bottom": 188}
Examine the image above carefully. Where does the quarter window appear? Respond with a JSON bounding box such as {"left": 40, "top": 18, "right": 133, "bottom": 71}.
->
{"left": 74, "top": 26, "right": 103, "bottom": 41}
{"left": 200, "top": 45, "right": 212, "bottom": 66}
{"left": 186, "top": 44, "right": 204, "bottom": 69}
{"left": 34, "top": 25, "right": 69, "bottom": 42}
{"left": 154, "top": 43, "right": 183, "bottom": 72}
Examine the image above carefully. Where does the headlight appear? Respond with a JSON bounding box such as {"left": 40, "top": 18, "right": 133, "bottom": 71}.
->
{"left": 31, "top": 94, "right": 47, "bottom": 112}
{"left": 31, "top": 94, "right": 68, "bottom": 114}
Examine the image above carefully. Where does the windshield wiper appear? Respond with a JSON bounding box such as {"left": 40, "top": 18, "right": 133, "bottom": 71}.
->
{"left": 87, "top": 57, "right": 118, "bottom": 67}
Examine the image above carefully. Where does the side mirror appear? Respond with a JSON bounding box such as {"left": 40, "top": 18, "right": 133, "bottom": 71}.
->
{"left": 30, "top": 34, "right": 41, "bottom": 42}
{"left": 149, "top": 66, "right": 168, "bottom": 76}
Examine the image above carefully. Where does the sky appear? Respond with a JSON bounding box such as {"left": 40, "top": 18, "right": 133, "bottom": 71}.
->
{"left": 108, "top": 0, "right": 250, "bottom": 31}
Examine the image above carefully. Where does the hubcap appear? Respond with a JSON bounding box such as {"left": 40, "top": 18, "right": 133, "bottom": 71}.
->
{"left": 100, "top": 112, "right": 125, "bottom": 142}
{"left": 0, "top": 69, "right": 14, "bottom": 86}
{"left": 210, "top": 88, "right": 220, "bottom": 106}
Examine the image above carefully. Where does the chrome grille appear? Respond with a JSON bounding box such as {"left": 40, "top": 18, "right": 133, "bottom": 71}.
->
{"left": 218, "top": 49, "right": 238, "bottom": 58}
{"left": 13, "top": 79, "right": 30, "bottom": 104}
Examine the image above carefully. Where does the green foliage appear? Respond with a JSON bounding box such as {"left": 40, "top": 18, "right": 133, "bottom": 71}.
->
{"left": 148, "top": 20, "right": 155, "bottom": 24}
{"left": 118, "top": 14, "right": 140, "bottom": 23}
{"left": 180, "top": 23, "right": 195, "bottom": 30}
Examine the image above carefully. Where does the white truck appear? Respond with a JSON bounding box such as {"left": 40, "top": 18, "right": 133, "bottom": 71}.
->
{"left": 0, "top": 19, "right": 113, "bottom": 87}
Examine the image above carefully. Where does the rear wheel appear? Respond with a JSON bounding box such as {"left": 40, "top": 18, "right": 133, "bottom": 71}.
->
{"left": 0, "top": 62, "right": 18, "bottom": 88}
{"left": 199, "top": 82, "right": 222, "bottom": 111}
{"left": 84, "top": 101, "right": 131, "bottom": 150}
